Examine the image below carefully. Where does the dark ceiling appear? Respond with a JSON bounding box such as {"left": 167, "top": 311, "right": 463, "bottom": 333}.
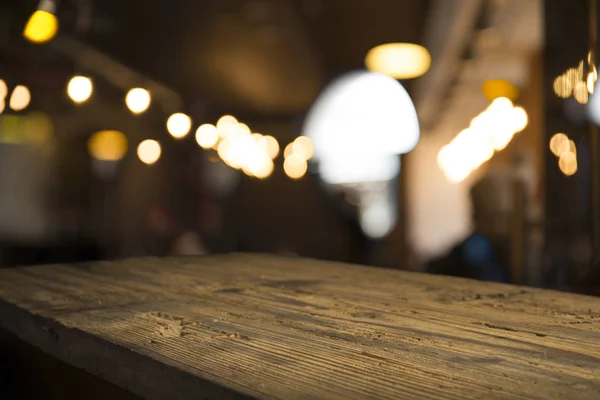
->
{"left": 1, "top": 0, "right": 430, "bottom": 118}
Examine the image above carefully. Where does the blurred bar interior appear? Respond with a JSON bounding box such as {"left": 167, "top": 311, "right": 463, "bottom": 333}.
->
{"left": 1, "top": 0, "right": 600, "bottom": 294}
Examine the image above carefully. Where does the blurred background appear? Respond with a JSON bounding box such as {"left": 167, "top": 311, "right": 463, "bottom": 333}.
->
{"left": 1, "top": 0, "right": 599, "bottom": 293}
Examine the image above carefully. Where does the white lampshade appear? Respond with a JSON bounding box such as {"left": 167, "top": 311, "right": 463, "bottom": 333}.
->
{"left": 303, "top": 70, "right": 419, "bottom": 184}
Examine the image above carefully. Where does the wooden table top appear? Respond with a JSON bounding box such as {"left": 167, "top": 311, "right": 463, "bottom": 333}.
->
{"left": 0, "top": 254, "right": 599, "bottom": 399}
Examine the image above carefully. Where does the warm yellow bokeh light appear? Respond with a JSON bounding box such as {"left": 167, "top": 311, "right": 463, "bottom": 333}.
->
{"left": 549, "top": 133, "right": 569, "bottom": 156}
{"left": 216, "top": 115, "right": 238, "bottom": 138}
{"left": 482, "top": 79, "right": 520, "bottom": 102}
{"left": 0, "top": 99, "right": 5, "bottom": 114}
{"left": 137, "top": 139, "right": 161, "bottom": 165}
{"left": 284, "top": 154, "right": 308, "bottom": 179}
{"left": 284, "top": 143, "right": 294, "bottom": 158}
{"left": 167, "top": 113, "right": 192, "bottom": 139}
{"left": 233, "top": 123, "right": 251, "bottom": 138}
{"left": 553, "top": 75, "right": 572, "bottom": 99}
{"left": 292, "top": 136, "right": 315, "bottom": 160}
{"left": 217, "top": 138, "right": 231, "bottom": 162}
{"left": 556, "top": 138, "right": 576, "bottom": 157}
{"left": 88, "top": 130, "right": 128, "bottom": 161}
{"left": 574, "top": 81, "right": 589, "bottom": 104}
{"left": 9, "top": 85, "right": 31, "bottom": 111}
{"left": 196, "top": 124, "right": 219, "bottom": 149}
{"left": 509, "top": 106, "right": 528, "bottom": 133}
{"left": 125, "top": 88, "right": 151, "bottom": 114}
{"left": 559, "top": 152, "right": 577, "bottom": 176}
{"left": 588, "top": 72, "right": 596, "bottom": 94}
{"left": 0, "top": 80, "right": 7, "bottom": 99}
{"left": 23, "top": 10, "right": 58, "bottom": 44}
{"left": 254, "top": 157, "right": 274, "bottom": 179}
{"left": 565, "top": 68, "right": 579, "bottom": 89}
{"left": 67, "top": 76, "right": 93, "bottom": 104}
{"left": 264, "top": 135, "right": 279, "bottom": 159}
{"left": 365, "top": 43, "right": 431, "bottom": 79}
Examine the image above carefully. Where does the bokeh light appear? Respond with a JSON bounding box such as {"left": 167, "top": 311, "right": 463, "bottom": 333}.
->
{"left": 264, "top": 135, "right": 279, "bottom": 159}
{"left": 553, "top": 75, "right": 572, "bottom": 99}
{"left": 137, "top": 140, "right": 161, "bottom": 165}
{"left": 559, "top": 152, "right": 578, "bottom": 176}
{"left": 0, "top": 99, "right": 5, "bottom": 114}
{"left": 284, "top": 154, "right": 308, "bottom": 180}
{"left": 216, "top": 115, "right": 238, "bottom": 138}
{"left": 167, "top": 113, "right": 192, "bottom": 139}
{"left": 438, "top": 98, "right": 528, "bottom": 183}
{"left": 588, "top": 72, "right": 596, "bottom": 94}
{"left": 359, "top": 197, "right": 396, "bottom": 239}
{"left": 67, "top": 76, "right": 93, "bottom": 104}
{"left": 292, "top": 136, "right": 315, "bottom": 160}
{"left": 88, "top": 130, "right": 128, "bottom": 161}
{"left": 23, "top": 8, "right": 58, "bottom": 44}
{"left": 482, "top": 79, "right": 520, "bottom": 102}
{"left": 125, "top": 88, "right": 151, "bottom": 114}
{"left": 365, "top": 43, "right": 431, "bottom": 79}
{"left": 284, "top": 143, "right": 294, "bottom": 158}
{"left": 9, "top": 85, "right": 31, "bottom": 111}
{"left": 574, "top": 81, "right": 589, "bottom": 104}
{"left": 196, "top": 124, "right": 219, "bottom": 149}
{"left": 0, "top": 80, "right": 7, "bottom": 99}
{"left": 550, "top": 133, "right": 569, "bottom": 156}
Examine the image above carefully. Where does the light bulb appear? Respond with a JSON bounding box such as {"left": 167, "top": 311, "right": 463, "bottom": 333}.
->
{"left": 88, "top": 130, "right": 128, "bottom": 161}
{"left": 137, "top": 140, "right": 161, "bottom": 165}
{"left": 365, "top": 43, "right": 431, "bottom": 79}
{"left": 23, "top": 1, "right": 59, "bottom": 44}
{"left": 9, "top": 85, "right": 31, "bottom": 111}
{"left": 0, "top": 80, "right": 7, "bottom": 99}
{"left": 284, "top": 154, "right": 308, "bottom": 179}
{"left": 264, "top": 135, "right": 279, "bottom": 159}
{"left": 67, "top": 76, "right": 93, "bottom": 104}
{"left": 292, "top": 136, "right": 315, "bottom": 160}
{"left": 167, "top": 113, "right": 192, "bottom": 139}
{"left": 125, "top": 88, "right": 151, "bottom": 114}
{"left": 196, "top": 124, "right": 219, "bottom": 149}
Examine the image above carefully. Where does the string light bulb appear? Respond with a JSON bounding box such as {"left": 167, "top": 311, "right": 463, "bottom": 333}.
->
{"left": 167, "top": 113, "right": 192, "bottom": 139}
{"left": 137, "top": 140, "right": 161, "bottom": 165}
{"left": 23, "top": 0, "right": 59, "bottom": 44}
{"left": 88, "top": 130, "right": 128, "bottom": 162}
{"left": 125, "top": 88, "right": 151, "bottom": 114}
{"left": 67, "top": 76, "right": 93, "bottom": 104}
{"left": 9, "top": 85, "right": 31, "bottom": 111}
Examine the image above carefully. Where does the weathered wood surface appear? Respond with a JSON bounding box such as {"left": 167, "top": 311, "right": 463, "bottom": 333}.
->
{"left": 0, "top": 254, "right": 599, "bottom": 400}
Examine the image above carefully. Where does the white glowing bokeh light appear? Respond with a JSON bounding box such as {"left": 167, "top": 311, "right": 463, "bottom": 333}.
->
{"left": 320, "top": 155, "right": 400, "bottom": 185}
{"left": 196, "top": 124, "right": 219, "bottom": 149}
{"left": 304, "top": 71, "right": 419, "bottom": 184}
{"left": 67, "top": 76, "right": 93, "bottom": 104}
{"left": 359, "top": 195, "right": 397, "bottom": 239}
{"left": 137, "top": 140, "right": 161, "bottom": 165}
{"left": 126, "top": 88, "right": 151, "bottom": 114}
{"left": 167, "top": 113, "right": 192, "bottom": 139}
{"left": 9, "top": 85, "right": 31, "bottom": 111}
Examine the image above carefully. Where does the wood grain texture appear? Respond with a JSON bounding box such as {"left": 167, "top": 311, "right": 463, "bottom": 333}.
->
{"left": 0, "top": 254, "right": 599, "bottom": 399}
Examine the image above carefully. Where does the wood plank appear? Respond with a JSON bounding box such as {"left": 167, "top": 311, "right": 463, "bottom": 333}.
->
{"left": 0, "top": 254, "right": 599, "bottom": 399}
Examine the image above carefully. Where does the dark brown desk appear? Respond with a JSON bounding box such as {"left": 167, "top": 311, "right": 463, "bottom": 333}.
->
{"left": 0, "top": 254, "right": 599, "bottom": 399}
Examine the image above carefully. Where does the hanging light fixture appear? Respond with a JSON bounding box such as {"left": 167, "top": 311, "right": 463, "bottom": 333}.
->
{"left": 23, "top": 0, "right": 59, "bottom": 44}
{"left": 365, "top": 43, "right": 431, "bottom": 80}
